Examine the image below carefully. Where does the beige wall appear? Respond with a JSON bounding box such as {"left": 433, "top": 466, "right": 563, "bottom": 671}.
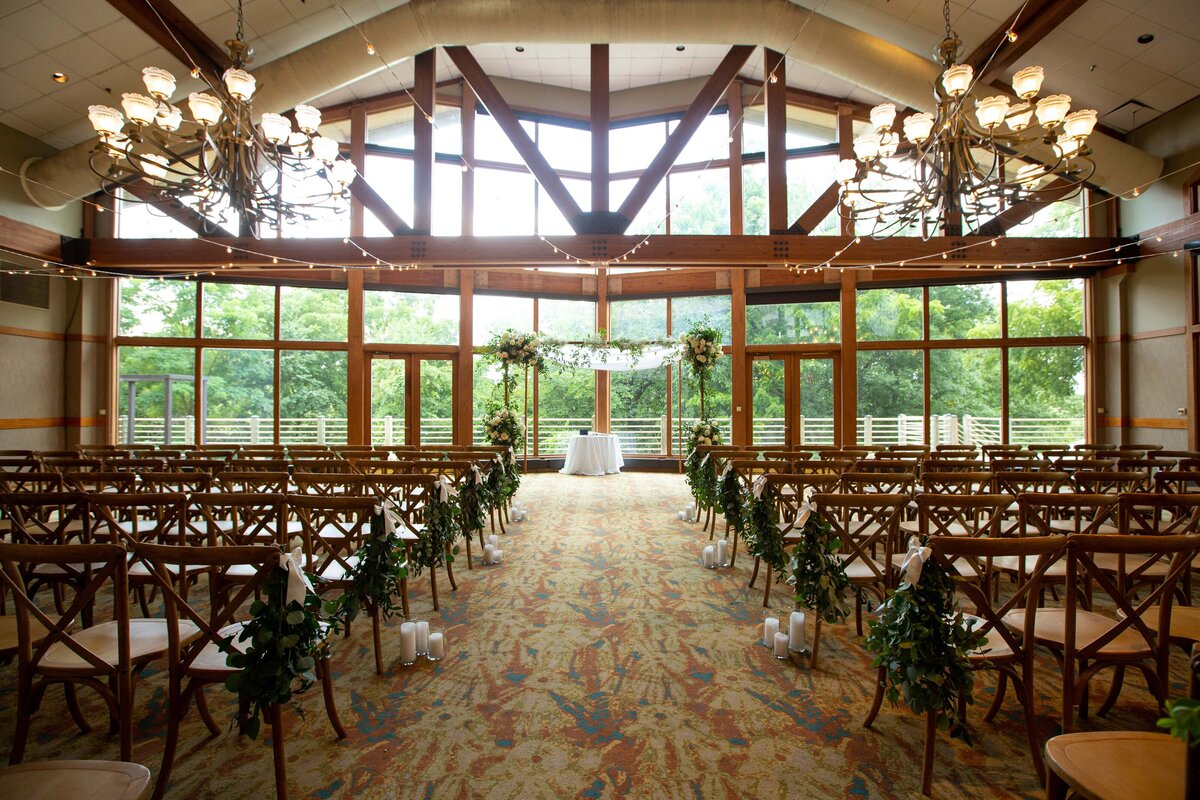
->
{"left": 0, "top": 123, "right": 82, "bottom": 237}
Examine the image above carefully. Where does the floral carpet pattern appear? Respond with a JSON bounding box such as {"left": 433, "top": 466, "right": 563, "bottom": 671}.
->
{"left": 0, "top": 473, "right": 1180, "bottom": 799}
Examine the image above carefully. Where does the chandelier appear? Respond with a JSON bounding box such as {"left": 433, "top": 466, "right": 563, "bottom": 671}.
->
{"left": 85, "top": 0, "right": 355, "bottom": 237}
{"left": 836, "top": 0, "right": 1098, "bottom": 239}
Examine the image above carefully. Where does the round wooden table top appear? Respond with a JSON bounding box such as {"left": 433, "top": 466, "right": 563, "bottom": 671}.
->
{"left": 1045, "top": 731, "right": 1183, "bottom": 800}
{"left": 0, "top": 760, "right": 151, "bottom": 800}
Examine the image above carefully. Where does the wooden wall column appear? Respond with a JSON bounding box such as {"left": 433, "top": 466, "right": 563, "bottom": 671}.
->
{"left": 461, "top": 83, "right": 476, "bottom": 235}
{"left": 346, "top": 104, "right": 368, "bottom": 444}
{"left": 765, "top": 48, "right": 788, "bottom": 234}
{"left": 457, "top": 270, "right": 475, "bottom": 444}
{"left": 591, "top": 44, "right": 609, "bottom": 215}
{"left": 596, "top": 268, "right": 610, "bottom": 433}
{"left": 731, "top": 269, "right": 749, "bottom": 445}
{"left": 839, "top": 269, "right": 857, "bottom": 445}
{"left": 413, "top": 48, "right": 436, "bottom": 234}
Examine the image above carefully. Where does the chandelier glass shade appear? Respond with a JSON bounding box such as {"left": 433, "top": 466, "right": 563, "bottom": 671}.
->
{"left": 836, "top": 3, "right": 1098, "bottom": 239}
{"left": 86, "top": 2, "right": 355, "bottom": 236}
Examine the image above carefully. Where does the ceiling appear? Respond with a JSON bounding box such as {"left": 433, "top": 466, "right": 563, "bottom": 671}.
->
{"left": 1, "top": 0, "right": 1197, "bottom": 152}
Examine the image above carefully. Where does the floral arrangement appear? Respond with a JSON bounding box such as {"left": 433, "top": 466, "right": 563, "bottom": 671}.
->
{"left": 684, "top": 420, "right": 722, "bottom": 513}
{"left": 787, "top": 501, "right": 853, "bottom": 624}
{"left": 483, "top": 405, "right": 524, "bottom": 451}
{"left": 689, "top": 419, "right": 722, "bottom": 449}
{"left": 681, "top": 322, "right": 724, "bottom": 419}
{"left": 484, "top": 329, "right": 545, "bottom": 403}
{"left": 864, "top": 545, "right": 986, "bottom": 743}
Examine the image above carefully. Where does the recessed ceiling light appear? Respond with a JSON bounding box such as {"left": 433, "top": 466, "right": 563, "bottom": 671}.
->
{"left": 1137, "top": 33, "right": 1155, "bottom": 44}
{"left": 514, "top": 45, "right": 525, "bottom": 53}
{"left": 676, "top": 45, "right": 686, "bottom": 52}
{"left": 51, "top": 72, "right": 68, "bottom": 83}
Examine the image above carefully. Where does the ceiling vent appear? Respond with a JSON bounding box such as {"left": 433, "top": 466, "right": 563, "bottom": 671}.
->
{"left": 1100, "top": 100, "right": 1157, "bottom": 133}
{"left": 0, "top": 270, "right": 50, "bottom": 310}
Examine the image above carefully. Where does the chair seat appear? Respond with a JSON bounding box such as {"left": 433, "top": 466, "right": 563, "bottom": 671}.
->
{"left": 1116, "top": 605, "right": 1200, "bottom": 644}
{"left": 29, "top": 562, "right": 109, "bottom": 578}
{"left": 1045, "top": 731, "right": 1183, "bottom": 800}
{"left": 1048, "top": 520, "right": 1120, "bottom": 535}
{"left": 191, "top": 620, "right": 334, "bottom": 676}
{"left": 1091, "top": 552, "right": 1171, "bottom": 577}
{"left": 128, "top": 561, "right": 211, "bottom": 578}
{"left": 837, "top": 554, "right": 887, "bottom": 583}
{"left": 1005, "top": 608, "right": 1151, "bottom": 657}
{"left": 0, "top": 614, "right": 53, "bottom": 656}
{"left": 992, "top": 554, "right": 1070, "bottom": 577}
{"left": 963, "top": 614, "right": 1016, "bottom": 661}
{"left": 41, "top": 618, "right": 201, "bottom": 671}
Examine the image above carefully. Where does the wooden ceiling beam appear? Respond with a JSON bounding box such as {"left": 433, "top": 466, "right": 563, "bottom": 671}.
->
{"left": 0, "top": 215, "right": 63, "bottom": 262}
{"left": 105, "top": 0, "right": 228, "bottom": 82}
{"left": 966, "top": 0, "right": 1089, "bottom": 85}
{"left": 616, "top": 45, "right": 756, "bottom": 226}
{"left": 789, "top": 182, "right": 840, "bottom": 234}
{"left": 444, "top": 45, "right": 585, "bottom": 228}
{"left": 970, "top": 177, "right": 1079, "bottom": 237}
{"left": 348, "top": 176, "right": 414, "bottom": 235}
{"left": 82, "top": 233, "right": 1117, "bottom": 270}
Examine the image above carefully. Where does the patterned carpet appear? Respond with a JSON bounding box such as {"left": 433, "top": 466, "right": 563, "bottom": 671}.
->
{"left": 0, "top": 473, "right": 1182, "bottom": 799}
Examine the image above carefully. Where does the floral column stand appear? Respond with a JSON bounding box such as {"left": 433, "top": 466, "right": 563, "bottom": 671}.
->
{"left": 681, "top": 323, "right": 725, "bottom": 527}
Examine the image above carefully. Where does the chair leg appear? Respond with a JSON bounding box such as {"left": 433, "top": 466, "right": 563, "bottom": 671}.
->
{"left": 811, "top": 618, "right": 823, "bottom": 669}
{"left": 430, "top": 567, "right": 440, "bottom": 611}
{"left": 195, "top": 684, "right": 221, "bottom": 737}
{"left": 730, "top": 530, "right": 739, "bottom": 568}
{"left": 117, "top": 669, "right": 134, "bottom": 762}
{"left": 268, "top": 704, "right": 288, "bottom": 800}
{"left": 863, "top": 666, "right": 887, "bottom": 728}
{"left": 984, "top": 672, "right": 1008, "bottom": 723}
{"left": 445, "top": 549, "right": 458, "bottom": 592}
{"left": 1012, "top": 671, "right": 1046, "bottom": 785}
{"left": 1097, "top": 665, "right": 1125, "bottom": 717}
{"left": 370, "top": 604, "right": 384, "bottom": 676}
{"left": 749, "top": 556, "right": 760, "bottom": 588}
{"left": 399, "top": 576, "right": 410, "bottom": 619}
{"left": 318, "top": 657, "right": 348, "bottom": 740}
{"left": 153, "top": 679, "right": 189, "bottom": 800}
{"left": 762, "top": 565, "right": 772, "bottom": 608}
{"left": 464, "top": 536, "right": 473, "bottom": 571}
{"left": 8, "top": 673, "right": 33, "bottom": 764}
{"left": 855, "top": 595, "right": 864, "bottom": 637}
{"left": 64, "top": 683, "right": 92, "bottom": 733}
{"left": 921, "top": 710, "right": 936, "bottom": 797}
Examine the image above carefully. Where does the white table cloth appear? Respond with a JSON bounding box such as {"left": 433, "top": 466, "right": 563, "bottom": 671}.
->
{"left": 560, "top": 434, "right": 624, "bottom": 476}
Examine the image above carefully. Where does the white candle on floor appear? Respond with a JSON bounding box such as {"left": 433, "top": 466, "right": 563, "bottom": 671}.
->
{"left": 484, "top": 543, "right": 495, "bottom": 564}
{"left": 428, "top": 632, "right": 445, "bottom": 660}
{"left": 488, "top": 535, "right": 499, "bottom": 547}
{"left": 773, "top": 631, "right": 790, "bottom": 658}
{"left": 493, "top": 548, "right": 503, "bottom": 563}
{"left": 702, "top": 545, "right": 714, "bottom": 568}
{"left": 789, "top": 611, "right": 807, "bottom": 652}
{"left": 763, "top": 616, "right": 779, "bottom": 647}
{"left": 399, "top": 622, "right": 417, "bottom": 664}
{"left": 716, "top": 539, "right": 729, "bottom": 567}
{"left": 416, "top": 620, "right": 430, "bottom": 655}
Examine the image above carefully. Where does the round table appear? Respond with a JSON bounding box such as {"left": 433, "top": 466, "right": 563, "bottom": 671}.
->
{"left": 560, "top": 434, "right": 624, "bottom": 476}
{"left": 0, "top": 760, "right": 152, "bottom": 800}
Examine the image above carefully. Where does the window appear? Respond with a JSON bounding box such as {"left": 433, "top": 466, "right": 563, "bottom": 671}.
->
{"left": 537, "top": 368, "right": 594, "bottom": 453}
{"left": 857, "top": 287, "right": 923, "bottom": 341}
{"left": 669, "top": 168, "right": 730, "bottom": 235}
{"left": 364, "top": 290, "right": 459, "bottom": 344}
{"left": 930, "top": 348, "right": 1002, "bottom": 445}
{"left": 536, "top": 178, "right": 590, "bottom": 236}
{"left": 672, "top": 295, "right": 732, "bottom": 343}
{"left": 538, "top": 121, "right": 590, "bottom": 173}
{"left": 202, "top": 283, "right": 274, "bottom": 339}
{"left": 1008, "top": 345, "right": 1085, "bottom": 444}
{"left": 475, "top": 168, "right": 535, "bottom": 235}
{"left": 279, "top": 351, "right": 347, "bottom": 444}
{"left": 474, "top": 295, "right": 534, "bottom": 345}
{"left": 610, "top": 121, "right": 664, "bottom": 173}
{"left": 119, "top": 278, "right": 195, "bottom": 338}
{"left": 1007, "top": 279, "right": 1083, "bottom": 338}
{"left": 611, "top": 176, "right": 667, "bottom": 236}
{"left": 203, "top": 349, "right": 274, "bottom": 444}
{"left": 279, "top": 287, "right": 348, "bottom": 342}
{"left": 363, "top": 155, "right": 415, "bottom": 236}
{"left": 929, "top": 283, "right": 1000, "bottom": 340}
{"left": 116, "top": 347, "right": 196, "bottom": 445}
{"left": 610, "top": 299, "right": 668, "bottom": 454}
{"left": 116, "top": 192, "right": 197, "bottom": 239}
{"left": 747, "top": 300, "right": 839, "bottom": 344}
{"left": 858, "top": 350, "right": 924, "bottom": 445}
{"left": 538, "top": 299, "right": 596, "bottom": 340}
{"left": 673, "top": 112, "right": 728, "bottom": 165}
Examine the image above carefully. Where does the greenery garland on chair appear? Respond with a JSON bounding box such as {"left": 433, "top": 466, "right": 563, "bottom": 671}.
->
{"left": 224, "top": 556, "right": 325, "bottom": 740}
{"left": 684, "top": 421, "right": 722, "bottom": 514}
{"left": 745, "top": 478, "right": 789, "bottom": 577}
{"left": 458, "top": 469, "right": 489, "bottom": 538}
{"left": 327, "top": 508, "right": 410, "bottom": 627}
{"left": 787, "top": 504, "right": 853, "bottom": 624}
{"left": 405, "top": 484, "right": 461, "bottom": 576}
{"left": 864, "top": 542, "right": 987, "bottom": 742}
{"left": 718, "top": 465, "right": 746, "bottom": 537}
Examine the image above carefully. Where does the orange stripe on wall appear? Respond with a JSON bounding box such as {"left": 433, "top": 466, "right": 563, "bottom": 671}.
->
{"left": 0, "top": 417, "right": 104, "bottom": 430}
{"left": 1101, "top": 417, "right": 1188, "bottom": 430}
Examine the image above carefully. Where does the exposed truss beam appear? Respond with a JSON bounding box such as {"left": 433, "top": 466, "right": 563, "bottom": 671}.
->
{"left": 616, "top": 45, "right": 756, "bottom": 227}
{"left": 790, "top": 182, "right": 840, "bottom": 234}
{"left": 349, "top": 177, "right": 414, "bottom": 235}
{"left": 970, "top": 177, "right": 1078, "bottom": 236}
{"left": 106, "top": 0, "right": 227, "bottom": 82}
{"left": 413, "top": 49, "right": 435, "bottom": 234}
{"left": 965, "top": 0, "right": 1088, "bottom": 85}
{"left": 82, "top": 233, "right": 1117, "bottom": 270}
{"left": 445, "top": 45, "right": 586, "bottom": 229}
{"left": 765, "top": 48, "right": 788, "bottom": 233}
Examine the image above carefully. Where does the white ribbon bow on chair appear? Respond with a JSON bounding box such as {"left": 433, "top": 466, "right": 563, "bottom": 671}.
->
{"left": 699, "top": 453, "right": 710, "bottom": 468}
{"left": 752, "top": 475, "right": 767, "bottom": 500}
{"left": 437, "top": 475, "right": 458, "bottom": 502}
{"left": 471, "top": 464, "right": 484, "bottom": 485}
{"left": 387, "top": 450, "right": 400, "bottom": 462}
{"left": 279, "top": 547, "right": 314, "bottom": 607}
{"left": 720, "top": 462, "right": 733, "bottom": 479}
{"left": 900, "top": 537, "right": 933, "bottom": 587}
{"left": 506, "top": 449, "right": 516, "bottom": 467}
{"left": 376, "top": 500, "right": 400, "bottom": 538}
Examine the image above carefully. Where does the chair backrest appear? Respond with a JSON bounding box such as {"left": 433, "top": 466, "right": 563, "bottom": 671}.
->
{"left": 1155, "top": 471, "right": 1200, "bottom": 495}
{"left": 287, "top": 495, "right": 374, "bottom": 581}
{"left": 62, "top": 470, "right": 137, "bottom": 494}
{"left": 292, "top": 458, "right": 353, "bottom": 474}
{"left": 993, "top": 470, "right": 1069, "bottom": 496}
{"left": 1121, "top": 443, "right": 1164, "bottom": 452}
{"left": 793, "top": 459, "right": 854, "bottom": 476}
{"left": 103, "top": 457, "right": 167, "bottom": 473}
{"left": 43, "top": 457, "right": 103, "bottom": 473}
{"left": 1071, "top": 469, "right": 1149, "bottom": 494}
{"left": 991, "top": 457, "right": 1046, "bottom": 473}
{"left": 90, "top": 492, "right": 187, "bottom": 548}
{"left": 186, "top": 492, "right": 285, "bottom": 548}
{"left": 164, "top": 457, "right": 227, "bottom": 475}
{"left": 226, "top": 458, "right": 289, "bottom": 473}
{"left": 137, "top": 471, "right": 213, "bottom": 494}
{"left": 922, "top": 458, "right": 988, "bottom": 473}
{"left": 349, "top": 458, "right": 406, "bottom": 475}
{"left": 1051, "top": 457, "right": 1119, "bottom": 473}
{"left": 216, "top": 471, "right": 289, "bottom": 493}
{"left": 840, "top": 470, "right": 915, "bottom": 495}
{"left": 0, "top": 491, "right": 90, "bottom": 545}
{"left": 0, "top": 457, "right": 39, "bottom": 473}
{"left": 0, "top": 470, "right": 63, "bottom": 493}
{"left": 1119, "top": 493, "right": 1200, "bottom": 536}
{"left": 916, "top": 493, "right": 1008, "bottom": 539}
{"left": 407, "top": 460, "right": 473, "bottom": 482}
{"left": 292, "top": 472, "right": 366, "bottom": 496}
{"left": 766, "top": 473, "right": 838, "bottom": 527}
{"left": 812, "top": 492, "right": 907, "bottom": 588}
{"left": 1016, "top": 492, "right": 1119, "bottom": 537}
{"left": 854, "top": 458, "right": 919, "bottom": 475}
{"left": 921, "top": 470, "right": 993, "bottom": 495}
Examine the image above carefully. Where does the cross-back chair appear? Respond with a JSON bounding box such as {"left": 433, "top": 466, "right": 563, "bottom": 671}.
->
{"left": 136, "top": 471, "right": 213, "bottom": 494}
{"left": 0, "top": 457, "right": 39, "bottom": 473}
{"left": 749, "top": 473, "right": 840, "bottom": 610}
{"left": 0, "top": 491, "right": 95, "bottom": 618}
{"left": 216, "top": 471, "right": 290, "bottom": 494}
{"left": 920, "top": 470, "right": 993, "bottom": 496}
{"left": 0, "top": 470, "right": 62, "bottom": 493}
{"left": 1071, "top": 469, "right": 1149, "bottom": 495}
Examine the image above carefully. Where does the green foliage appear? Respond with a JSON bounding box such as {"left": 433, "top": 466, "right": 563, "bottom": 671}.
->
{"left": 458, "top": 475, "right": 488, "bottom": 534}
{"left": 787, "top": 509, "right": 853, "bottom": 624}
{"left": 1159, "top": 698, "right": 1200, "bottom": 746}
{"left": 327, "top": 509, "right": 410, "bottom": 627}
{"left": 405, "top": 487, "right": 461, "bottom": 576}
{"left": 223, "top": 560, "right": 325, "bottom": 740}
{"left": 718, "top": 466, "right": 745, "bottom": 536}
{"left": 745, "top": 480, "right": 789, "bottom": 577}
{"left": 864, "top": 555, "right": 987, "bottom": 743}
{"left": 685, "top": 448, "right": 720, "bottom": 512}
{"left": 482, "top": 405, "right": 524, "bottom": 451}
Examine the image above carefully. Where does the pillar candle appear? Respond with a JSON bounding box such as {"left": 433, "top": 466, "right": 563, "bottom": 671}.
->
{"left": 484, "top": 543, "right": 495, "bottom": 564}
{"left": 677, "top": 510, "right": 687, "bottom": 520}
{"left": 416, "top": 620, "right": 430, "bottom": 655}
{"left": 493, "top": 548, "right": 503, "bottom": 563}
{"left": 488, "top": 535, "right": 499, "bottom": 547}
{"left": 716, "top": 539, "right": 729, "bottom": 567}
{"left": 428, "top": 632, "right": 445, "bottom": 660}
{"left": 399, "top": 622, "right": 417, "bottom": 664}
{"left": 702, "top": 545, "right": 714, "bottom": 568}
{"left": 773, "top": 631, "right": 790, "bottom": 659}
{"left": 789, "top": 611, "right": 807, "bottom": 652}
{"left": 763, "top": 616, "right": 779, "bottom": 647}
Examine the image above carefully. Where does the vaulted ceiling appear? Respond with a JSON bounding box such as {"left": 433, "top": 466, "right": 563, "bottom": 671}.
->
{"left": 1, "top": 0, "right": 1196, "bottom": 157}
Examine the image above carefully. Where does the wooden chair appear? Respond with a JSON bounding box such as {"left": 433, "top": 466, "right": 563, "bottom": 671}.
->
{"left": 841, "top": 470, "right": 915, "bottom": 496}
{"left": 1105, "top": 493, "right": 1200, "bottom": 601}
{"left": 185, "top": 492, "right": 286, "bottom": 601}
{"left": 291, "top": 458, "right": 353, "bottom": 474}
{"left": 216, "top": 471, "right": 289, "bottom": 494}
{"left": 0, "top": 457, "right": 39, "bottom": 474}
{"left": 164, "top": 457, "right": 227, "bottom": 475}
{"left": 42, "top": 457, "right": 103, "bottom": 474}
{"left": 920, "top": 470, "right": 992, "bottom": 496}
{"left": 350, "top": 458, "right": 407, "bottom": 475}
{"left": 1070, "top": 469, "right": 1149, "bottom": 495}
{"left": 723, "top": 460, "right": 791, "bottom": 567}
{"left": 0, "top": 542, "right": 197, "bottom": 763}
{"left": 0, "top": 471, "right": 63, "bottom": 493}
{"left": 1012, "top": 534, "right": 1200, "bottom": 733}
{"left": 136, "top": 471, "right": 213, "bottom": 494}
{"left": 812, "top": 492, "right": 906, "bottom": 635}
{"left": 921, "top": 458, "right": 988, "bottom": 474}
{"left": 226, "top": 459, "right": 289, "bottom": 473}
{"left": 367, "top": 473, "right": 445, "bottom": 613}
{"left": 102, "top": 458, "right": 167, "bottom": 473}
{"left": 752, "top": 473, "right": 840, "bottom": 608}
{"left": 89, "top": 493, "right": 195, "bottom": 610}
{"left": 0, "top": 491, "right": 95, "bottom": 618}
{"left": 991, "top": 457, "right": 1046, "bottom": 473}
{"left": 292, "top": 472, "right": 366, "bottom": 497}
{"left": 288, "top": 495, "right": 389, "bottom": 673}
{"left": 134, "top": 541, "right": 346, "bottom": 800}
{"left": 864, "top": 534, "right": 1066, "bottom": 794}
{"left": 897, "top": 494, "right": 1009, "bottom": 583}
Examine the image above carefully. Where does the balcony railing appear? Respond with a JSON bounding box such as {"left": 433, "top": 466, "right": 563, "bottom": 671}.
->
{"left": 119, "top": 414, "right": 1085, "bottom": 450}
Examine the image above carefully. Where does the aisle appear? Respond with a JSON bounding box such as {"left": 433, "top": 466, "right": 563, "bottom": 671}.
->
{"left": 1, "top": 473, "right": 1166, "bottom": 799}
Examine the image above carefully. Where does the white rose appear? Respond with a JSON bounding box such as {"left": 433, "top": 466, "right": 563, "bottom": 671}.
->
{"left": 696, "top": 354, "right": 707, "bottom": 363}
